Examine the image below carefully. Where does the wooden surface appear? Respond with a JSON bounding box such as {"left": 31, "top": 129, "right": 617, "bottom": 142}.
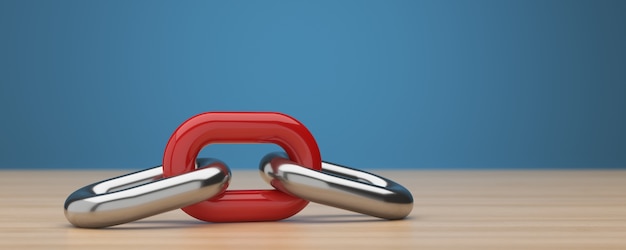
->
{"left": 1, "top": 170, "right": 626, "bottom": 249}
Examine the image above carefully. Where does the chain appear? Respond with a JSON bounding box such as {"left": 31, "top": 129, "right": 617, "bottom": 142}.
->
{"left": 64, "top": 112, "right": 413, "bottom": 228}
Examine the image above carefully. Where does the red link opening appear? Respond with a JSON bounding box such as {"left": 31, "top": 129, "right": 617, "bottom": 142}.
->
{"left": 162, "top": 112, "right": 322, "bottom": 222}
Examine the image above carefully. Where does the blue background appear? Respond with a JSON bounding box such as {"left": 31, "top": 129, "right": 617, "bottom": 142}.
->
{"left": 1, "top": 0, "right": 625, "bottom": 169}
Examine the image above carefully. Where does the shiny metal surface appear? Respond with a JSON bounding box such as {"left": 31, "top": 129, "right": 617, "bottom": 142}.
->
{"left": 259, "top": 153, "right": 413, "bottom": 220}
{"left": 64, "top": 158, "right": 230, "bottom": 228}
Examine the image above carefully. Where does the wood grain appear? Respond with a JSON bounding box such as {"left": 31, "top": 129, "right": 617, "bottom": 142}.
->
{"left": 1, "top": 170, "right": 625, "bottom": 249}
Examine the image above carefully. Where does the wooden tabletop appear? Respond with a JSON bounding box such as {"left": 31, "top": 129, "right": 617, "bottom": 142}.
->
{"left": 1, "top": 169, "right": 625, "bottom": 249}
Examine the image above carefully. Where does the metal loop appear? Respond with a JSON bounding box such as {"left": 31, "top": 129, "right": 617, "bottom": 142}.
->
{"left": 64, "top": 158, "right": 230, "bottom": 228}
{"left": 259, "top": 153, "right": 413, "bottom": 220}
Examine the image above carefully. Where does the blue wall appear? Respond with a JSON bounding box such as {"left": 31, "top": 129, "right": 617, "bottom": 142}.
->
{"left": 1, "top": 0, "right": 625, "bottom": 169}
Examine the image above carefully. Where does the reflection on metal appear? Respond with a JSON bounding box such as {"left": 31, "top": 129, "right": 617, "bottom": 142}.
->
{"left": 259, "top": 152, "right": 413, "bottom": 220}
{"left": 64, "top": 158, "right": 230, "bottom": 228}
